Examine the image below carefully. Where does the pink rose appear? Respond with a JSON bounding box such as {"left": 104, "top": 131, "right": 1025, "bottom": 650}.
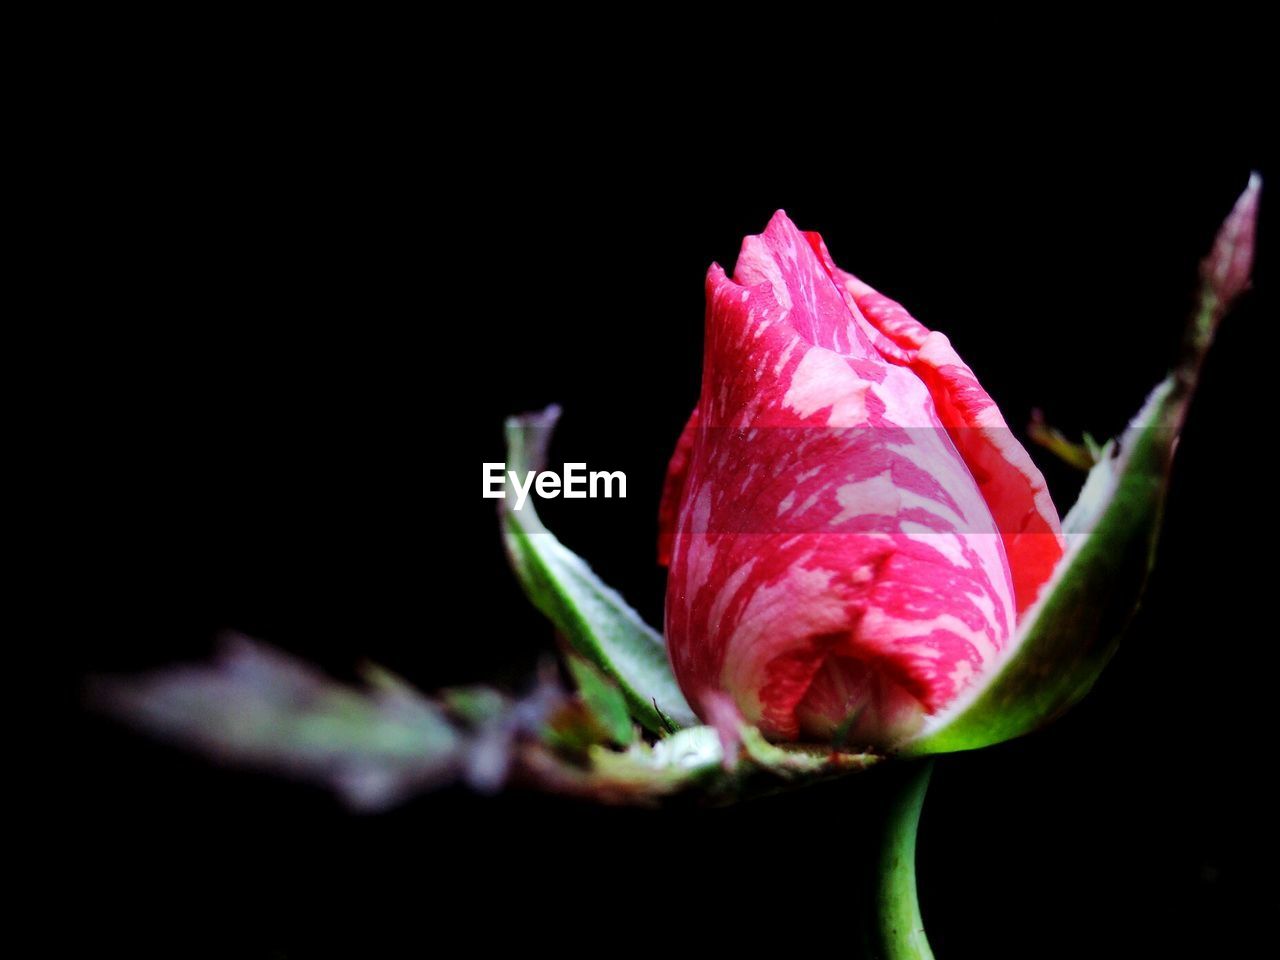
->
{"left": 660, "top": 212, "right": 1065, "bottom": 746}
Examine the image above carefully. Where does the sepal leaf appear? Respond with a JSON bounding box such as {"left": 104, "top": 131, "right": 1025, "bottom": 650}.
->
{"left": 500, "top": 405, "right": 697, "bottom": 733}
{"left": 905, "top": 175, "right": 1261, "bottom": 755}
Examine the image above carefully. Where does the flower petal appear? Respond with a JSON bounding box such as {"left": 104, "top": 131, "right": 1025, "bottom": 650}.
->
{"left": 806, "top": 233, "right": 1064, "bottom": 615}
{"left": 658, "top": 406, "right": 699, "bottom": 567}
{"left": 664, "top": 213, "right": 1018, "bottom": 745}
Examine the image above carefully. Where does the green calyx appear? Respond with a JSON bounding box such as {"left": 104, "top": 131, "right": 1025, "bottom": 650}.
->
{"left": 500, "top": 404, "right": 697, "bottom": 735}
{"left": 905, "top": 174, "right": 1259, "bottom": 756}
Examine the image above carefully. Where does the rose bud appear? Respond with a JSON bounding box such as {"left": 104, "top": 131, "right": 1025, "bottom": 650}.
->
{"left": 660, "top": 212, "right": 1065, "bottom": 747}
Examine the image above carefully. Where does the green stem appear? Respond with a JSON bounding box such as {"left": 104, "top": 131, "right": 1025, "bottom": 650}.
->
{"left": 874, "top": 760, "right": 936, "bottom": 960}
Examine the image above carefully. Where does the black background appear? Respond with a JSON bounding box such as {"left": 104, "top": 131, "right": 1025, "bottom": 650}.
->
{"left": 61, "top": 74, "right": 1275, "bottom": 957}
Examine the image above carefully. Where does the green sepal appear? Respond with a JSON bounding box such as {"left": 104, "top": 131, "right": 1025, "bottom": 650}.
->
{"left": 905, "top": 176, "right": 1259, "bottom": 755}
{"left": 565, "top": 652, "right": 636, "bottom": 747}
{"left": 500, "top": 405, "right": 697, "bottom": 734}
{"left": 527, "top": 724, "right": 879, "bottom": 805}
{"left": 904, "top": 379, "right": 1174, "bottom": 755}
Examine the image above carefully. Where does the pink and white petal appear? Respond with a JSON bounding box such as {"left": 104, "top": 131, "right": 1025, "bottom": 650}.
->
{"left": 658, "top": 406, "right": 699, "bottom": 567}
{"left": 910, "top": 336, "right": 1065, "bottom": 615}
{"left": 818, "top": 265, "right": 1066, "bottom": 615}
{"left": 734, "top": 211, "right": 881, "bottom": 360}
{"left": 665, "top": 216, "right": 1019, "bottom": 745}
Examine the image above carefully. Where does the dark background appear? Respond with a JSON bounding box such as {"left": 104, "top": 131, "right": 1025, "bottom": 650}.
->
{"left": 61, "top": 77, "right": 1274, "bottom": 956}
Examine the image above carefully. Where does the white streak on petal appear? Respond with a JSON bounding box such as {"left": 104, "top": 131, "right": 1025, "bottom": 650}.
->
{"left": 708, "top": 559, "right": 758, "bottom": 640}
{"left": 830, "top": 471, "right": 902, "bottom": 524}
{"left": 783, "top": 349, "right": 869, "bottom": 426}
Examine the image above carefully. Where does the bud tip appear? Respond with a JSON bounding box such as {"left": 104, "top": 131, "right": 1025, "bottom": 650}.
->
{"left": 1203, "top": 172, "right": 1261, "bottom": 306}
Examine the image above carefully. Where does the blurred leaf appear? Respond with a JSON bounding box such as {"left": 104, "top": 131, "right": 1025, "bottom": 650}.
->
{"left": 440, "top": 685, "right": 509, "bottom": 726}
{"left": 91, "top": 636, "right": 461, "bottom": 811}
{"left": 500, "top": 405, "right": 697, "bottom": 734}
{"left": 1028, "top": 408, "right": 1099, "bottom": 471}
{"left": 93, "top": 637, "right": 879, "bottom": 807}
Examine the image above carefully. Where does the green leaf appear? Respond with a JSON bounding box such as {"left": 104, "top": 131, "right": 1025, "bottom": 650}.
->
{"left": 904, "top": 176, "right": 1260, "bottom": 756}
{"left": 91, "top": 636, "right": 461, "bottom": 810}
{"left": 500, "top": 406, "right": 697, "bottom": 734}
{"left": 565, "top": 653, "right": 635, "bottom": 747}
{"left": 92, "top": 638, "right": 877, "bottom": 807}
{"left": 439, "top": 685, "right": 509, "bottom": 726}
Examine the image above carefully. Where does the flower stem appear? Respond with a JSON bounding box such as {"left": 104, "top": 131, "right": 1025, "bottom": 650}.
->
{"left": 874, "top": 759, "right": 936, "bottom": 960}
